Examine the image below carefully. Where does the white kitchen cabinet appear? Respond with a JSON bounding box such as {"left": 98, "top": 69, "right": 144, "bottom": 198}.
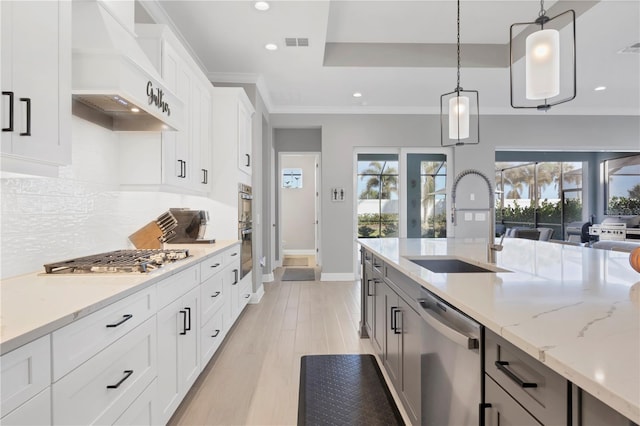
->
{"left": 0, "top": 335, "right": 51, "bottom": 420}
{"left": 200, "top": 307, "right": 225, "bottom": 367}
{"left": 0, "top": 388, "right": 51, "bottom": 426}
{"left": 0, "top": 0, "right": 71, "bottom": 176}
{"left": 52, "top": 317, "right": 157, "bottom": 426}
{"left": 224, "top": 261, "right": 242, "bottom": 324}
{"left": 112, "top": 380, "right": 157, "bottom": 426}
{"left": 156, "top": 285, "right": 200, "bottom": 424}
{"left": 120, "top": 24, "right": 213, "bottom": 194}
{"left": 237, "top": 97, "right": 253, "bottom": 176}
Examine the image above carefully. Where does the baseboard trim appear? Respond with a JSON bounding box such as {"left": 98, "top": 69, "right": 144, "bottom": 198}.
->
{"left": 283, "top": 249, "right": 316, "bottom": 255}
{"left": 250, "top": 285, "right": 264, "bottom": 304}
{"left": 262, "top": 273, "right": 275, "bottom": 282}
{"left": 320, "top": 272, "right": 356, "bottom": 282}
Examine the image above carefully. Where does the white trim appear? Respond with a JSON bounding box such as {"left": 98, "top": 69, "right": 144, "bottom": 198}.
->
{"left": 283, "top": 249, "right": 316, "bottom": 255}
{"left": 262, "top": 273, "right": 275, "bottom": 283}
{"left": 320, "top": 272, "right": 356, "bottom": 282}
{"left": 249, "top": 285, "right": 265, "bottom": 304}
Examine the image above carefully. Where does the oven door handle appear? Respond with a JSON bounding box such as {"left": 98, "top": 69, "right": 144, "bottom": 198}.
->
{"left": 241, "top": 228, "right": 252, "bottom": 235}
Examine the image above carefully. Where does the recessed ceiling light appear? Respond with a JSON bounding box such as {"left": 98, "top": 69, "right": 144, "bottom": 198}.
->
{"left": 352, "top": 92, "right": 362, "bottom": 98}
{"left": 254, "top": 1, "right": 270, "bottom": 11}
{"left": 265, "top": 43, "right": 278, "bottom": 51}
{"left": 594, "top": 86, "right": 607, "bottom": 91}
{"left": 131, "top": 107, "right": 140, "bottom": 113}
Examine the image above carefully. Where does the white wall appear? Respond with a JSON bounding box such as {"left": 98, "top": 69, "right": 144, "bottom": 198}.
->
{"left": 269, "top": 113, "right": 640, "bottom": 278}
{"left": 281, "top": 154, "right": 316, "bottom": 253}
{"left": 0, "top": 117, "right": 229, "bottom": 279}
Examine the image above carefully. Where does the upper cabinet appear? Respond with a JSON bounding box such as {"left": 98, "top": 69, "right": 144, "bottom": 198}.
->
{"left": 237, "top": 97, "right": 254, "bottom": 176}
{"left": 119, "top": 24, "right": 212, "bottom": 194}
{"left": 1, "top": 1, "right": 71, "bottom": 177}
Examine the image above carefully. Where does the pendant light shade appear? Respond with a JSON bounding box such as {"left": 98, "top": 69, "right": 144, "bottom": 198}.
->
{"left": 440, "top": 0, "right": 479, "bottom": 147}
{"left": 510, "top": 2, "right": 576, "bottom": 111}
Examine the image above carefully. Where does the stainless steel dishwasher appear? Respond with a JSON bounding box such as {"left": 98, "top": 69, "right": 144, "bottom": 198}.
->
{"left": 418, "top": 289, "right": 482, "bottom": 425}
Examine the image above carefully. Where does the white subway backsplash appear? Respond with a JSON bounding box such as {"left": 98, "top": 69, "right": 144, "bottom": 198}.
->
{"left": 0, "top": 117, "right": 231, "bottom": 279}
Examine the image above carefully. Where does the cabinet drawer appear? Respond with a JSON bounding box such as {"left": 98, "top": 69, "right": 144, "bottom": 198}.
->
{"left": 52, "top": 286, "right": 156, "bottom": 381}
{"left": 0, "top": 387, "right": 51, "bottom": 426}
{"left": 157, "top": 265, "right": 199, "bottom": 308}
{"left": 485, "top": 375, "right": 541, "bottom": 426}
{"left": 200, "top": 272, "right": 224, "bottom": 325}
{"left": 384, "top": 264, "right": 422, "bottom": 301}
{"left": 1, "top": 335, "right": 51, "bottom": 417}
{"left": 239, "top": 279, "right": 252, "bottom": 310}
{"left": 112, "top": 379, "right": 156, "bottom": 426}
{"left": 200, "top": 253, "right": 224, "bottom": 282}
{"left": 201, "top": 307, "right": 225, "bottom": 367}
{"left": 485, "top": 330, "right": 568, "bottom": 425}
{"left": 52, "top": 317, "right": 157, "bottom": 426}
{"left": 372, "top": 255, "right": 384, "bottom": 273}
{"left": 224, "top": 246, "right": 241, "bottom": 265}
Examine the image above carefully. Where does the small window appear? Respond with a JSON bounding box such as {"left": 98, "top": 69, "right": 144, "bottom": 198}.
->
{"left": 604, "top": 154, "right": 640, "bottom": 215}
{"left": 282, "top": 168, "right": 303, "bottom": 189}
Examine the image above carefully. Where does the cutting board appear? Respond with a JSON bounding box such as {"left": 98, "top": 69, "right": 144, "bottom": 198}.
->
{"left": 128, "top": 221, "right": 163, "bottom": 249}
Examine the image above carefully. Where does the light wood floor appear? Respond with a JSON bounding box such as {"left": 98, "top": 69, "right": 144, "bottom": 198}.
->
{"left": 168, "top": 266, "right": 405, "bottom": 426}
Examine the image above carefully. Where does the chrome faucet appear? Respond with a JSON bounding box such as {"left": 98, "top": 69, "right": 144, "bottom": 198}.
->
{"left": 451, "top": 169, "right": 503, "bottom": 263}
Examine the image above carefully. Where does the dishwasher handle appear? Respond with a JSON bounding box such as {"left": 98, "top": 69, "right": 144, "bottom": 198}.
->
{"left": 418, "top": 300, "right": 479, "bottom": 350}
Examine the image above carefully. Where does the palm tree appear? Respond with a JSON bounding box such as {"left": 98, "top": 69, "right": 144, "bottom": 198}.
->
{"left": 359, "top": 161, "right": 398, "bottom": 199}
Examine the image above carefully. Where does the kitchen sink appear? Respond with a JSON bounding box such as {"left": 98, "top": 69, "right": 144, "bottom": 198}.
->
{"left": 407, "top": 258, "right": 500, "bottom": 273}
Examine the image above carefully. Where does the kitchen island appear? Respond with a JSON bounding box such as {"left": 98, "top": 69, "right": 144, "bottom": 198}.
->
{"left": 358, "top": 237, "right": 639, "bottom": 424}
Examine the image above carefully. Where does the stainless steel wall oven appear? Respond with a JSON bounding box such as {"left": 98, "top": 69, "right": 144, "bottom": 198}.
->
{"left": 238, "top": 183, "right": 253, "bottom": 279}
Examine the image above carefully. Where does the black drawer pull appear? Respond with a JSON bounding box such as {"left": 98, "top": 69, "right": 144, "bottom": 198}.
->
{"left": 211, "top": 330, "right": 220, "bottom": 338}
{"left": 180, "top": 310, "right": 188, "bottom": 335}
{"left": 393, "top": 309, "right": 402, "bottom": 334}
{"left": 2, "top": 91, "right": 14, "bottom": 131}
{"left": 233, "top": 269, "right": 239, "bottom": 285}
{"left": 495, "top": 361, "right": 538, "bottom": 388}
{"left": 244, "top": 294, "right": 250, "bottom": 299}
{"left": 210, "top": 263, "right": 221, "bottom": 268}
{"left": 106, "top": 314, "right": 133, "bottom": 328}
{"left": 185, "top": 307, "right": 192, "bottom": 332}
{"left": 202, "top": 168, "right": 208, "bottom": 184}
{"left": 19, "top": 98, "right": 31, "bottom": 136}
{"left": 390, "top": 307, "right": 398, "bottom": 331}
{"left": 366, "top": 279, "right": 375, "bottom": 296}
{"left": 230, "top": 252, "right": 238, "bottom": 256}
{"left": 211, "top": 291, "right": 221, "bottom": 298}
{"left": 245, "top": 153, "right": 251, "bottom": 167}
{"left": 106, "top": 370, "right": 133, "bottom": 389}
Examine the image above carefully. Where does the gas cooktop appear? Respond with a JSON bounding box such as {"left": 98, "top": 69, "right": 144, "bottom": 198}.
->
{"left": 43, "top": 249, "right": 190, "bottom": 274}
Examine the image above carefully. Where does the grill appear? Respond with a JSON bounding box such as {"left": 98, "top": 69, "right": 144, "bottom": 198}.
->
{"left": 43, "top": 249, "right": 190, "bottom": 274}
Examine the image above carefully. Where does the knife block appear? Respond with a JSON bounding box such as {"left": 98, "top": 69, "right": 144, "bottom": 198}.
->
{"left": 128, "top": 221, "right": 163, "bottom": 249}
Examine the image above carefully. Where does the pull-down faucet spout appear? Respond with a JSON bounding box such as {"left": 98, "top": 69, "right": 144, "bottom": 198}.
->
{"left": 451, "top": 169, "right": 503, "bottom": 263}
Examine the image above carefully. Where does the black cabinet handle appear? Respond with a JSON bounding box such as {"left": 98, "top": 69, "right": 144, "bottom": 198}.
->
{"left": 211, "top": 291, "right": 221, "bottom": 298}
{"left": 210, "top": 263, "right": 221, "bottom": 268}
{"left": 494, "top": 361, "right": 538, "bottom": 388}
{"left": 393, "top": 309, "right": 402, "bottom": 334}
{"left": 233, "top": 269, "right": 239, "bottom": 285}
{"left": 178, "top": 160, "right": 187, "bottom": 178}
{"left": 106, "top": 314, "right": 133, "bottom": 328}
{"left": 366, "top": 279, "right": 375, "bottom": 297}
{"left": 106, "top": 370, "right": 133, "bottom": 389}
{"left": 245, "top": 153, "right": 250, "bottom": 167}
{"left": 230, "top": 252, "right": 238, "bottom": 257}
{"left": 202, "top": 169, "right": 208, "bottom": 184}
{"left": 244, "top": 294, "right": 250, "bottom": 299}
{"left": 390, "top": 307, "right": 398, "bottom": 331}
{"left": 19, "top": 98, "right": 31, "bottom": 136}
{"left": 185, "top": 307, "right": 192, "bottom": 332}
{"left": 211, "top": 330, "right": 220, "bottom": 338}
{"left": 2, "top": 91, "right": 14, "bottom": 131}
{"left": 179, "top": 309, "right": 188, "bottom": 335}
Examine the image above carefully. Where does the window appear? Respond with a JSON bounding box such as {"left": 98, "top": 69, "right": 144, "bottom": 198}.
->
{"left": 495, "top": 161, "right": 585, "bottom": 238}
{"left": 604, "top": 154, "right": 640, "bottom": 215}
{"left": 357, "top": 154, "right": 399, "bottom": 238}
{"left": 407, "top": 154, "right": 447, "bottom": 237}
{"left": 282, "top": 168, "right": 303, "bottom": 188}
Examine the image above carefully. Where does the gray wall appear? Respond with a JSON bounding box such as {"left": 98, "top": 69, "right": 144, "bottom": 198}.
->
{"left": 281, "top": 155, "right": 316, "bottom": 252}
{"left": 269, "top": 113, "right": 640, "bottom": 277}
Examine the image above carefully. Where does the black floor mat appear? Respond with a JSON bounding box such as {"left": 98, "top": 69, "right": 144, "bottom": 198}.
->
{"left": 297, "top": 354, "right": 404, "bottom": 426}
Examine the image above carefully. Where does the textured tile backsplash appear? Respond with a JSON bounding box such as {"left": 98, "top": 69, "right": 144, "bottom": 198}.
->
{"left": 0, "top": 118, "right": 230, "bottom": 279}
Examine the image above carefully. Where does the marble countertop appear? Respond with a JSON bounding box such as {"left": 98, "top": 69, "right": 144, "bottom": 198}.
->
{"left": 358, "top": 237, "right": 640, "bottom": 423}
{"left": 0, "top": 240, "right": 239, "bottom": 356}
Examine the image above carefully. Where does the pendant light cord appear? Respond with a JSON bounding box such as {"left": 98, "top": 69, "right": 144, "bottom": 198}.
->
{"left": 456, "top": 0, "right": 461, "bottom": 93}
{"left": 538, "top": 0, "right": 547, "bottom": 17}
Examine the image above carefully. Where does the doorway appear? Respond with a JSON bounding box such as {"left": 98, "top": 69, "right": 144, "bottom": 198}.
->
{"left": 279, "top": 153, "right": 321, "bottom": 267}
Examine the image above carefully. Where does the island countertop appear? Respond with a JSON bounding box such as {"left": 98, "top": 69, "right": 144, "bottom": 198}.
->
{"left": 358, "top": 237, "right": 639, "bottom": 423}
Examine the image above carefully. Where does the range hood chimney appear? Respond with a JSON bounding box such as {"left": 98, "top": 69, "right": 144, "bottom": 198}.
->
{"left": 72, "top": 1, "right": 182, "bottom": 132}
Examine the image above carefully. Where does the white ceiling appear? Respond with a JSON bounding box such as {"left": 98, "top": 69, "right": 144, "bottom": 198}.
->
{"left": 139, "top": 0, "right": 640, "bottom": 116}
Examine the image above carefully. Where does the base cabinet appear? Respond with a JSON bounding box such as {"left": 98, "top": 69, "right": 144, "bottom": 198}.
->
{"left": 0, "top": 388, "right": 51, "bottom": 426}
{"left": 485, "top": 376, "right": 541, "bottom": 426}
{"left": 156, "top": 285, "right": 200, "bottom": 424}
{"left": 572, "top": 387, "right": 636, "bottom": 426}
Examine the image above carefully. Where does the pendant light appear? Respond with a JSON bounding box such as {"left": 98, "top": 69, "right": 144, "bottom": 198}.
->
{"left": 510, "top": 0, "right": 576, "bottom": 111}
{"left": 441, "top": 0, "right": 479, "bottom": 147}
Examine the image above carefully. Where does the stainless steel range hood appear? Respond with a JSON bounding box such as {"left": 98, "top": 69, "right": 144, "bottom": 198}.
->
{"left": 72, "top": 1, "right": 182, "bottom": 132}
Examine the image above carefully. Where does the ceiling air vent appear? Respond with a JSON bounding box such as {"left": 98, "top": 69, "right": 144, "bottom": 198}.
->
{"left": 618, "top": 42, "right": 640, "bottom": 54}
{"left": 285, "top": 37, "right": 309, "bottom": 47}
